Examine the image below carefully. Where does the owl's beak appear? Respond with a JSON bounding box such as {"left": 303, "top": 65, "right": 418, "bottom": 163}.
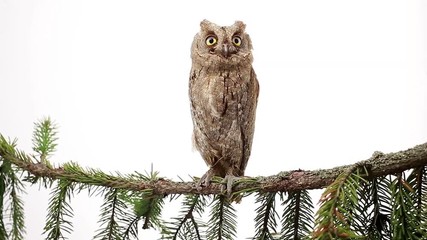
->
{"left": 221, "top": 44, "right": 230, "bottom": 58}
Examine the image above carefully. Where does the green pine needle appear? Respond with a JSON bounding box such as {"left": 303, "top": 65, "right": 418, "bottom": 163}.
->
{"left": 9, "top": 173, "right": 26, "bottom": 240}
{"left": 280, "top": 190, "right": 314, "bottom": 240}
{"left": 139, "top": 192, "right": 165, "bottom": 230}
{"left": 0, "top": 159, "right": 10, "bottom": 240}
{"left": 253, "top": 192, "right": 278, "bottom": 240}
{"left": 420, "top": 166, "right": 427, "bottom": 235}
{"left": 32, "top": 117, "right": 58, "bottom": 163}
{"left": 370, "top": 176, "right": 392, "bottom": 239}
{"left": 43, "top": 179, "right": 74, "bottom": 240}
{"left": 121, "top": 191, "right": 165, "bottom": 238}
{"left": 313, "top": 167, "right": 365, "bottom": 239}
{"left": 0, "top": 137, "right": 26, "bottom": 240}
{"left": 93, "top": 188, "right": 127, "bottom": 240}
{"left": 135, "top": 168, "right": 165, "bottom": 231}
{"left": 391, "top": 170, "right": 427, "bottom": 239}
{"left": 163, "top": 194, "right": 207, "bottom": 240}
{"left": 0, "top": 135, "right": 17, "bottom": 158}
{"left": 118, "top": 169, "right": 166, "bottom": 239}
{"left": 207, "top": 195, "right": 237, "bottom": 240}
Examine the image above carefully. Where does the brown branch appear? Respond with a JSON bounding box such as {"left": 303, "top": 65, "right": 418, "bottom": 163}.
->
{"left": 1, "top": 141, "right": 426, "bottom": 195}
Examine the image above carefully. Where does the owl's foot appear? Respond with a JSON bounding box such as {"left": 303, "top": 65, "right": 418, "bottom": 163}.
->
{"left": 222, "top": 174, "right": 239, "bottom": 198}
{"left": 197, "top": 168, "right": 215, "bottom": 190}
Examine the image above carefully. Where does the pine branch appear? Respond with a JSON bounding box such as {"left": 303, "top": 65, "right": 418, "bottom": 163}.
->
{"left": 313, "top": 165, "right": 364, "bottom": 239}
{"left": 367, "top": 176, "right": 392, "bottom": 239}
{"left": 0, "top": 137, "right": 26, "bottom": 240}
{"left": 280, "top": 190, "right": 314, "bottom": 240}
{"left": 93, "top": 188, "right": 127, "bottom": 240}
{"left": 409, "top": 167, "right": 425, "bottom": 217}
{"left": 32, "top": 117, "right": 57, "bottom": 164}
{"left": 391, "top": 171, "right": 426, "bottom": 238}
{"left": 118, "top": 169, "right": 166, "bottom": 239}
{"left": 352, "top": 176, "right": 384, "bottom": 239}
{"left": 163, "top": 194, "right": 207, "bottom": 240}
{"left": 421, "top": 166, "right": 427, "bottom": 234}
{"left": 0, "top": 166, "right": 7, "bottom": 239}
{"left": 43, "top": 179, "right": 74, "bottom": 240}
{"left": 0, "top": 119, "right": 426, "bottom": 240}
{"left": 254, "top": 192, "right": 278, "bottom": 239}
{"left": 207, "top": 196, "right": 237, "bottom": 240}
{"left": 0, "top": 134, "right": 426, "bottom": 195}
{"left": 9, "top": 175, "right": 25, "bottom": 240}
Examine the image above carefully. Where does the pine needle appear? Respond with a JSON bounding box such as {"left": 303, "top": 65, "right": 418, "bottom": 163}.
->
{"left": 280, "top": 190, "right": 314, "bottom": 239}
{"left": 163, "top": 194, "right": 207, "bottom": 240}
{"left": 253, "top": 192, "right": 278, "bottom": 240}
{"left": 43, "top": 179, "right": 74, "bottom": 240}
{"left": 207, "top": 195, "right": 237, "bottom": 240}
{"left": 32, "top": 117, "right": 58, "bottom": 164}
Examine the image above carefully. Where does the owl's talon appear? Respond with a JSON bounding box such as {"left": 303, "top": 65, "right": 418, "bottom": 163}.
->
{"left": 222, "top": 175, "right": 239, "bottom": 198}
{"left": 197, "top": 168, "right": 214, "bottom": 190}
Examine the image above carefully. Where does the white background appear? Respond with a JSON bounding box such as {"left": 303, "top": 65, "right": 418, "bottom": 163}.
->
{"left": 1, "top": 0, "right": 426, "bottom": 239}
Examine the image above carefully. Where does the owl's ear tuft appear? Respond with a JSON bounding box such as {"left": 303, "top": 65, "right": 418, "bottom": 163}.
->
{"left": 200, "top": 19, "right": 213, "bottom": 29}
{"left": 234, "top": 21, "right": 246, "bottom": 31}
{"left": 246, "top": 33, "right": 253, "bottom": 50}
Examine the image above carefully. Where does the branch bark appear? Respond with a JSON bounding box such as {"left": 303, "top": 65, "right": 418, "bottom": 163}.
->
{"left": 1, "top": 141, "right": 426, "bottom": 195}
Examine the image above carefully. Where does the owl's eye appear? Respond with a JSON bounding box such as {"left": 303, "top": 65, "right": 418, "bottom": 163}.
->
{"left": 232, "top": 36, "right": 242, "bottom": 46}
{"left": 205, "top": 36, "right": 217, "bottom": 46}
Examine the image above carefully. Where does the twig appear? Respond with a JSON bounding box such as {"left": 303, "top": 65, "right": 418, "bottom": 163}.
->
{"left": 1, "top": 142, "right": 426, "bottom": 195}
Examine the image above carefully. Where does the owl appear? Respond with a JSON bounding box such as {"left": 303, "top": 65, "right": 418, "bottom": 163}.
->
{"left": 189, "top": 20, "right": 259, "bottom": 196}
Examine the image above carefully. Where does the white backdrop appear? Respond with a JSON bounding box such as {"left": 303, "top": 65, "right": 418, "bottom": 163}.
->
{"left": 1, "top": 1, "right": 426, "bottom": 239}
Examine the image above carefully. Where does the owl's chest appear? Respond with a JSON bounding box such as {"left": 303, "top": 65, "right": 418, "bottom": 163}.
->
{"left": 206, "top": 75, "right": 241, "bottom": 99}
{"left": 196, "top": 70, "right": 249, "bottom": 117}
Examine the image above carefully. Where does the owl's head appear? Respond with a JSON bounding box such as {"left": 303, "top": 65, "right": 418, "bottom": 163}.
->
{"left": 191, "top": 20, "right": 253, "bottom": 67}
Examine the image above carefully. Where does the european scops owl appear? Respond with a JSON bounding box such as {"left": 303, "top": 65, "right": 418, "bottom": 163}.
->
{"left": 189, "top": 19, "right": 259, "bottom": 196}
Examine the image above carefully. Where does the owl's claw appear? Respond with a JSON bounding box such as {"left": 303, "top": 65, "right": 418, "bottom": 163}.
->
{"left": 222, "top": 174, "right": 239, "bottom": 198}
{"left": 197, "top": 168, "right": 214, "bottom": 190}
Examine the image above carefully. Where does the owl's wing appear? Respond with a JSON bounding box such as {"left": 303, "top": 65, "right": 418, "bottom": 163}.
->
{"left": 189, "top": 69, "right": 202, "bottom": 150}
{"left": 236, "top": 67, "right": 259, "bottom": 176}
{"left": 188, "top": 68, "right": 218, "bottom": 162}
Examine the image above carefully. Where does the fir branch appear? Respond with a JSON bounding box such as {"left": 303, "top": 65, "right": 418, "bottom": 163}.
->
{"left": 207, "top": 196, "right": 237, "bottom": 240}
{"left": 391, "top": 171, "right": 426, "bottom": 239}
{"left": 280, "top": 190, "right": 314, "bottom": 240}
{"left": 93, "top": 188, "right": 127, "bottom": 240}
{"left": 163, "top": 194, "right": 207, "bottom": 240}
{"left": 253, "top": 192, "right": 278, "bottom": 239}
{"left": 43, "top": 179, "right": 74, "bottom": 240}
{"left": 135, "top": 169, "right": 165, "bottom": 231}
{"left": 140, "top": 191, "right": 164, "bottom": 230}
{"left": 32, "top": 117, "right": 58, "bottom": 163}
{"left": 313, "top": 166, "right": 365, "bottom": 239}
{"left": 8, "top": 169, "right": 25, "bottom": 240}
{"left": 421, "top": 166, "right": 427, "bottom": 234}
{"left": 119, "top": 169, "right": 166, "bottom": 239}
{"left": 0, "top": 164, "right": 7, "bottom": 239}
{"left": 407, "top": 167, "right": 425, "bottom": 217}
{"left": 352, "top": 177, "right": 374, "bottom": 237}
{"left": 0, "top": 137, "right": 26, "bottom": 240}
{"left": 123, "top": 216, "right": 140, "bottom": 240}
{"left": 369, "top": 176, "right": 392, "bottom": 239}
{"left": 0, "top": 119, "right": 426, "bottom": 240}
{"left": 119, "top": 190, "right": 155, "bottom": 240}
{"left": 1, "top": 134, "right": 426, "bottom": 195}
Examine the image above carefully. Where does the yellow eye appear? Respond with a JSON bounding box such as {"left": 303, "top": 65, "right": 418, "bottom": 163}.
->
{"left": 205, "top": 36, "right": 217, "bottom": 46}
{"left": 232, "top": 36, "right": 242, "bottom": 46}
